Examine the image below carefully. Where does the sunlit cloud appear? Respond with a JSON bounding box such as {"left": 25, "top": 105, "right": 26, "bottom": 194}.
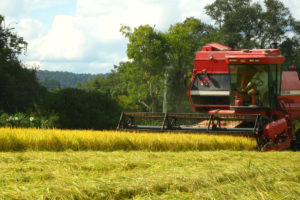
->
{"left": 0, "top": 0, "right": 299, "bottom": 74}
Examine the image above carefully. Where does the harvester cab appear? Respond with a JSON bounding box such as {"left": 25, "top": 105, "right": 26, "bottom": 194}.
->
{"left": 188, "top": 43, "right": 283, "bottom": 111}
{"left": 118, "top": 42, "right": 300, "bottom": 151}
{"left": 227, "top": 50, "right": 282, "bottom": 110}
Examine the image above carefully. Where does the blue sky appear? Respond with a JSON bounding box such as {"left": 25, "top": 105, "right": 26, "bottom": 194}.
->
{"left": 0, "top": 0, "right": 299, "bottom": 74}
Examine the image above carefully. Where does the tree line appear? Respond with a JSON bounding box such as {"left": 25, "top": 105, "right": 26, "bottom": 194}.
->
{"left": 1, "top": 0, "right": 300, "bottom": 129}
{"left": 36, "top": 70, "right": 102, "bottom": 90}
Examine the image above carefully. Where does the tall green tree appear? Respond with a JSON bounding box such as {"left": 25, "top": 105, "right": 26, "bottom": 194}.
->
{"left": 223, "top": 2, "right": 263, "bottom": 48}
{"left": 0, "top": 14, "right": 46, "bottom": 113}
{"left": 261, "top": 0, "right": 295, "bottom": 48}
{"left": 79, "top": 63, "right": 142, "bottom": 111}
{"left": 279, "top": 29, "right": 300, "bottom": 71}
{"left": 165, "top": 18, "right": 218, "bottom": 112}
{"left": 0, "top": 15, "right": 27, "bottom": 60}
{"left": 205, "top": 0, "right": 295, "bottom": 49}
{"left": 206, "top": 0, "right": 263, "bottom": 48}
{"left": 120, "top": 25, "right": 168, "bottom": 112}
{"left": 205, "top": 0, "right": 252, "bottom": 29}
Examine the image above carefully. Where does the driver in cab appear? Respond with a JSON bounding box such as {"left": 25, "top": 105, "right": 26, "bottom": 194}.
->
{"left": 244, "top": 67, "right": 268, "bottom": 106}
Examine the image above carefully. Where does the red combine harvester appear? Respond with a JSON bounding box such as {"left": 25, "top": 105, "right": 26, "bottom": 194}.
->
{"left": 117, "top": 42, "right": 300, "bottom": 150}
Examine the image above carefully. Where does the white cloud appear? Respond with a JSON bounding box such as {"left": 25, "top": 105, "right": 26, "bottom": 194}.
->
{"left": 29, "top": 15, "right": 87, "bottom": 60}
{"left": 26, "top": 0, "right": 181, "bottom": 68}
{"left": 76, "top": 0, "right": 182, "bottom": 33}
{"left": 0, "top": 0, "right": 73, "bottom": 19}
{"left": 178, "top": 0, "right": 214, "bottom": 24}
{"left": 15, "top": 18, "right": 46, "bottom": 40}
{"left": 2, "top": 0, "right": 300, "bottom": 74}
{"left": 27, "top": 13, "right": 129, "bottom": 62}
{"left": 0, "top": 0, "right": 25, "bottom": 17}
{"left": 22, "top": 61, "right": 42, "bottom": 70}
{"left": 76, "top": 0, "right": 124, "bottom": 17}
{"left": 281, "top": 0, "right": 300, "bottom": 20}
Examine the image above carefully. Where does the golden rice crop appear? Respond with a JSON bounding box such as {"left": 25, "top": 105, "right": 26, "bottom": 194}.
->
{"left": 0, "top": 127, "right": 257, "bottom": 151}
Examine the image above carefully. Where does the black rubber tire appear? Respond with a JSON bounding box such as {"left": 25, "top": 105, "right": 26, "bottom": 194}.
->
{"left": 291, "top": 131, "right": 300, "bottom": 151}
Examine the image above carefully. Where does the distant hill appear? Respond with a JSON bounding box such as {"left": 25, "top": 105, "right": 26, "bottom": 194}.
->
{"left": 36, "top": 70, "right": 104, "bottom": 89}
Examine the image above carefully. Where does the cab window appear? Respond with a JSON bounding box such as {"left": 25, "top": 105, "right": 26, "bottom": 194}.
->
{"left": 229, "top": 64, "right": 280, "bottom": 109}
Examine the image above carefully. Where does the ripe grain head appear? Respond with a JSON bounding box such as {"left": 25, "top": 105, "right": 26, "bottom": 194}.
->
{"left": 0, "top": 128, "right": 257, "bottom": 151}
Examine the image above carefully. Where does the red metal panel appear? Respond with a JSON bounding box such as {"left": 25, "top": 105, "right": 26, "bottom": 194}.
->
{"left": 278, "top": 97, "right": 300, "bottom": 119}
{"left": 281, "top": 71, "right": 300, "bottom": 91}
{"left": 263, "top": 118, "right": 287, "bottom": 140}
{"left": 194, "top": 51, "right": 229, "bottom": 74}
{"left": 279, "top": 71, "right": 300, "bottom": 119}
{"left": 226, "top": 55, "right": 284, "bottom": 65}
{"left": 263, "top": 140, "right": 290, "bottom": 151}
{"left": 202, "top": 42, "right": 232, "bottom": 51}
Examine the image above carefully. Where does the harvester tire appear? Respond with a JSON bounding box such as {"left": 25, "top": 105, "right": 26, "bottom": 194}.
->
{"left": 291, "top": 130, "right": 300, "bottom": 151}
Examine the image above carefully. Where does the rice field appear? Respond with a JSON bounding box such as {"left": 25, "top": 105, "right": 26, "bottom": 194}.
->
{"left": 0, "top": 128, "right": 299, "bottom": 199}
{"left": 0, "top": 151, "right": 299, "bottom": 200}
{"left": 0, "top": 127, "right": 257, "bottom": 151}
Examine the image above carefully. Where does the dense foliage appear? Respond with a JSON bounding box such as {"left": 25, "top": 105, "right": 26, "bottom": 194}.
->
{"left": 0, "top": 15, "right": 46, "bottom": 113}
{"left": 47, "top": 88, "right": 120, "bottom": 129}
{"left": 0, "top": 113, "right": 57, "bottom": 128}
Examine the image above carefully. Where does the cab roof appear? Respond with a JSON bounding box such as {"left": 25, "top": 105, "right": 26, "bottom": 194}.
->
{"left": 226, "top": 49, "right": 284, "bottom": 65}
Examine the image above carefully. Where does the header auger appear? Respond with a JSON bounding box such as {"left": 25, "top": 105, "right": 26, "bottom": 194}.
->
{"left": 117, "top": 42, "right": 300, "bottom": 151}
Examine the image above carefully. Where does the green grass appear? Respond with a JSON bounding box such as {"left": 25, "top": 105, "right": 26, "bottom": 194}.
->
{"left": 0, "top": 151, "right": 299, "bottom": 199}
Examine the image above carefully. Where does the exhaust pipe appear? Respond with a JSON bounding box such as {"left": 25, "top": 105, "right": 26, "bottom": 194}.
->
{"left": 271, "top": 42, "right": 278, "bottom": 49}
